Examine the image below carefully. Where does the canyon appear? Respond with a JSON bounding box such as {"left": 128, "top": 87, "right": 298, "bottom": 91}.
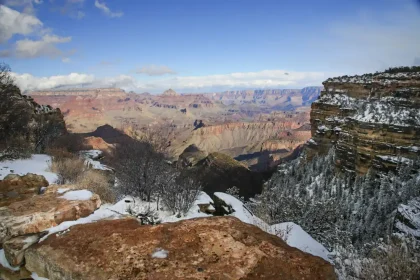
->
{"left": 30, "top": 87, "right": 320, "bottom": 169}
{"left": 307, "top": 71, "right": 420, "bottom": 174}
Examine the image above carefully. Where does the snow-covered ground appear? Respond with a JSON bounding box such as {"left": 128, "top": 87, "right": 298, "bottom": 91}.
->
{"left": 272, "top": 222, "right": 330, "bottom": 260}
{"left": 0, "top": 154, "right": 57, "bottom": 184}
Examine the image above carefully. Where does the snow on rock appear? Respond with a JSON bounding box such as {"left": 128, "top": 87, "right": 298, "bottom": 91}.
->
{"left": 0, "top": 249, "right": 19, "bottom": 271}
{"left": 57, "top": 188, "right": 69, "bottom": 194}
{"left": 271, "top": 222, "right": 330, "bottom": 261}
{"left": 40, "top": 199, "right": 129, "bottom": 242}
{"left": 31, "top": 272, "right": 49, "bottom": 280}
{"left": 60, "top": 190, "right": 93, "bottom": 201}
{"left": 213, "top": 192, "right": 331, "bottom": 261}
{"left": 394, "top": 197, "right": 420, "bottom": 239}
{"left": 151, "top": 248, "right": 169, "bottom": 259}
{"left": 0, "top": 154, "right": 57, "bottom": 184}
{"left": 80, "top": 150, "right": 111, "bottom": 171}
{"left": 214, "top": 192, "right": 255, "bottom": 224}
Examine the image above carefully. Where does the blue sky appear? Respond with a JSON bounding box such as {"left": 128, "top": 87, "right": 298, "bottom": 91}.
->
{"left": 1, "top": 0, "right": 419, "bottom": 93}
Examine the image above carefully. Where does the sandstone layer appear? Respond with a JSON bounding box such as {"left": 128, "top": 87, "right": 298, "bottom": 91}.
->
{"left": 25, "top": 216, "right": 336, "bottom": 280}
{"left": 307, "top": 71, "right": 420, "bottom": 174}
{"left": 0, "top": 185, "right": 101, "bottom": 246}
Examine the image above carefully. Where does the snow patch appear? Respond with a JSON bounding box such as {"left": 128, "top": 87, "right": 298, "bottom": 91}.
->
{"left": 60, "top": 190, "right": 93, "bottom": 201}
{"left": 31, "top": 272, "right": 49, "bottom": 280}
{"left": 151, "top": 248, "right": 168, "bottom": 259}
{"left": 271, "top": 222, "right": 330, "bottom": 261}
{"left": 0, "top": 154, "right": 57, "bottom": 184}
{"left": 0, "top": 249, "right": 20, "bottom": 271}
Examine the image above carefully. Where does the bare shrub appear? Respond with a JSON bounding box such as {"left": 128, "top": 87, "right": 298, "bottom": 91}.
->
{"left": 49, "top": 155, "right": 86, "bottom": 184}
{"left": 76, "top": 169, "right": 116, "bottom": 203}
{"left": 110, "top": 139, "right": 170, "bottom": 201}
{"left": 161, "top": 176, "right": 202, "bottom": 217}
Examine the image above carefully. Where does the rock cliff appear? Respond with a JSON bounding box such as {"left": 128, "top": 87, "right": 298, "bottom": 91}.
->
{"left": 0, "top": 85, "right": 66, "bottom": 159}
{"left": 307, "top": 71, "right": 420, "bottom": 174}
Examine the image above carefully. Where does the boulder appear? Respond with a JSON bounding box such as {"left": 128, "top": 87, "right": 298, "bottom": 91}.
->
{"left": 25, "top": 216, "right": 336, "bottom": 280}
{"left": 0, "top": 173, "right": 49, "bottom": 207}
{"left": 0, "top": 190, "right": 101, "bottom": 246}
{"left": 3, "top": 234, "right": 42, "bottom": 267}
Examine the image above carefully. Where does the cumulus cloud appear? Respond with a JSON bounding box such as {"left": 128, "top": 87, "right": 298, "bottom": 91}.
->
{"left": 11, "top": 72, "right": 95, "bottom": 91}
{"left": 10, "top": 34, "right": 72, "bottom": 58}
{"left": 0, "top": 5, "right": 42, "bottom": 43}
{"left": 0, "top": 5, "right": 73, "bottom": 59}
{"left": 94, "top": 0, "right": 123, "bottom": 18}
{"left": 135, "top": 65, "right": 177, "bottom": 76}
{"left": 12, "top": 69, "right": 334, "bottom": 93}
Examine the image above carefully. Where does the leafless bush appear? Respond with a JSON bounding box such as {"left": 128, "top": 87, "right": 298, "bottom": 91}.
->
{"left": 161, "top": 176, "right": 202, "bottom": 217}
{"left": 110, "top": 139, "right": 171, "bottom": 201}
{"left": 49, "top": 155, "right": 86, "bottom": 184}
{"left": 76, "top": 169, "right": 116, "bottom": 203}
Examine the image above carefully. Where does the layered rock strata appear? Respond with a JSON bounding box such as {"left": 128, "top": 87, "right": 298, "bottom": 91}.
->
{"left": 307, "top": 72, "right": 420, "bottom": 174}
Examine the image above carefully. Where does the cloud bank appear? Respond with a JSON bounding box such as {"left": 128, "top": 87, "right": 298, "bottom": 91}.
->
{"left": 11, "top": 69, "right": 334, "bottom": 93}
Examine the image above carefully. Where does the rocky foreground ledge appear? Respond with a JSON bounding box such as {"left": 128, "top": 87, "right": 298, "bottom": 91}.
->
{"left": 25, "top": 216, "right": 336, "bottom": 280}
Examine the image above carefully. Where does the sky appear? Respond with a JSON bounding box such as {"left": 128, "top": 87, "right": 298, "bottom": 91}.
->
{"left": 1, "top": 0, "right": 420, "bottom": 93}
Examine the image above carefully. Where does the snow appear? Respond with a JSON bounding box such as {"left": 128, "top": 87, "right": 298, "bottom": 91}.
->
{"left": 214, "top": 192, "right": 255, "bottom": 224}
{"left": 351, "top": 101, "right": 420, "bottom": 126}
{"left": 0, "top": 154, "right": 57, "bottom": 184}
{"left": 0, "top": 249, "right": 20, "bottom": 271}
{"left": 40, "top": 199, "right": 129, "bottom": 242}
{"left": 60, "top": 190, "right": 93, "bottom": 201}
{"left": 39, "top": 191, "right": 330, "bottom": 263}
{"left": 377, "top": 155, "right": 412, "bottom": 164}
{"left": 271, "top": 222, "right": 330, "bottom": 261}
{"left": 213, "top": 192, "right": 331, "bottom": 262}
{"left": 308, "top": 138, "right": 317, "bottom": 145}
{"left": 31, "top": 272, "right": 49, "bottom": 280}
{"left": 80, "top": 150, "right": 111, "bottom": 171}
{"left": 57, "top": 188, "right": 69, "bottom": 194}
{"left": 151, "top": 248, "right": 168, "bottom": 259}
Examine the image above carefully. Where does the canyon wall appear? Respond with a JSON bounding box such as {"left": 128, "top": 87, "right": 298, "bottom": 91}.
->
{"left": 307, "top": 71, "right": 420, "bottom": 174}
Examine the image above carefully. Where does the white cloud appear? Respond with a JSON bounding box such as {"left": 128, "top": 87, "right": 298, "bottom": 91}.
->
{"left": 62, "top": 57, "right": 71, "bottom": 63}
{"left": 94, "top": 0, "right": 123, "bottom": 18}
{"left": 12, "top": 34, "right": 72, "bottom": 58}
{"left": 11, "top": 69, "right": 334, "bottom": 93}
{"left": 135, "top": 65, "right": 177, "bottom": 76}
{"left": 0, "top": 5, "right": 73, "bottom": 59}
{"left": 0, "top": 5, "right": 42, "bottom": 43}
{"left": 11, "top": 72, "right": 95, "bottom": 91}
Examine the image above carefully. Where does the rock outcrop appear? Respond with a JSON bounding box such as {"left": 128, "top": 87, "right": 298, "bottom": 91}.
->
{"left": 25, "top": 216, "right": 336, "bottom": 280}
{"left": 307, "top": 71, "right": 420, "bottom": 174}
{"left": 0, "top": 186, "right": 101, "bottom": 247}
{"left": 394, "top": 197, "right": 420, "bottom": 240}
{"left": 0, "top": 173, "right": 48, "bottom": 207}
{"left": 0, "top": 84, "right": 66, "bottom": 159}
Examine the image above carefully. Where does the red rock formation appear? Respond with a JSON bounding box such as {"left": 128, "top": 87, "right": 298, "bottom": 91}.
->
{"left": 25, "top": 216, "right": 336, "bottom": 280}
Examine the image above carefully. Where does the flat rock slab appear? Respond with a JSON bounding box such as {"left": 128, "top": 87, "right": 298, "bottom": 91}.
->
{"left": 25, "top": 216, "right": 336, "bottom": 280}
{"left": 0, "top": 173, "right": 49, "bottom": 207}
{"left": 0, "top": 191, "right": 101, "bottom": 246}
